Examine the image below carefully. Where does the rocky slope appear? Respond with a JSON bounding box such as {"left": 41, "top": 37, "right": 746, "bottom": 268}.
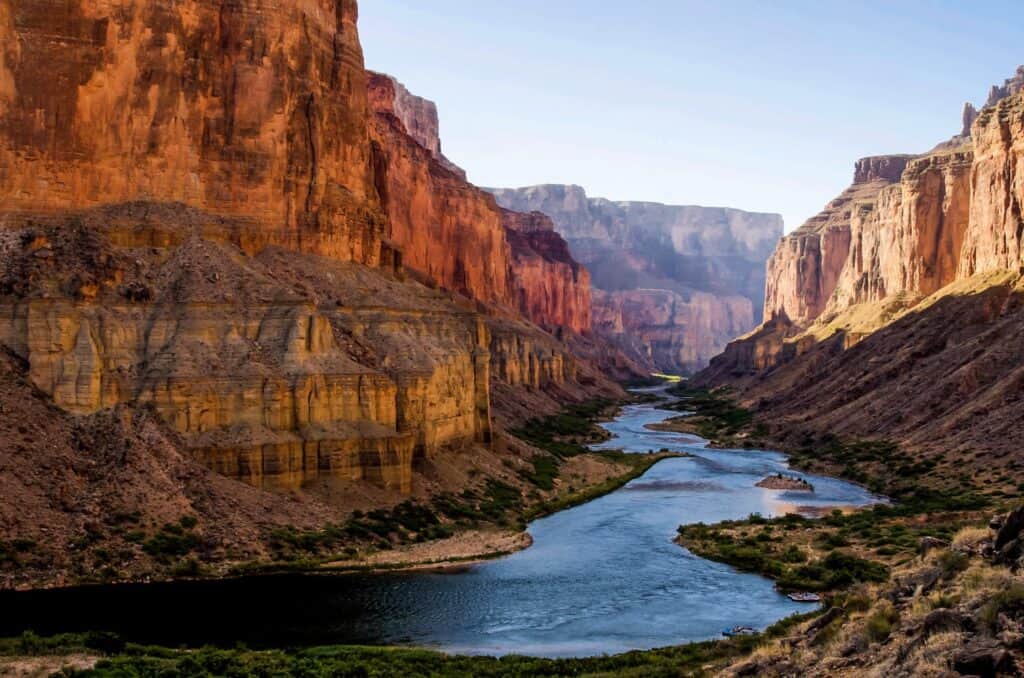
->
{"left": 698, "top": 71, "right": 1024, "bottom": 462}
{"left": 490, "top": 184, "right": 782, "bottom": 373}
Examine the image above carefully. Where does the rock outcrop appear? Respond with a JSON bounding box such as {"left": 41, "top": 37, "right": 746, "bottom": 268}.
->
{"left": 366, "top": 74, "right": 596, "bottom": 338}
{"left": 366, "top": 72, "right": 466, "bottom": 179}
{"left": 591, "top": 288, "right": 752, "bottom": 373}
{"left": 489, "top": 184, "right": 782, "bottom": 373}
{"left": 0, "top": 207, "right": 493, "bottom": 493}
{"left": 763, "top": 155, "right": 914, "bottom": 326}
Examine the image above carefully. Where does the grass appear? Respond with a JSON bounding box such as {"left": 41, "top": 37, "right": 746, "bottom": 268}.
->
{"left": 509, "top": 399, "right": 615, "bottom": 459}
{"left": 0, "top": 611, "right": 822, "bottom": 677}
{"left": 671, "top": 385, "right": 1000, "bottom": 617}
{"left": 677, "top": 515, "right": 889, "bottom": 593}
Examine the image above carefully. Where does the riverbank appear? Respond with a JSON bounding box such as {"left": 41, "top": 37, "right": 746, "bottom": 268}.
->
{"left": 0, "top": 611, "right": 821, "bottom": 677}
{"left": 2, "top": 394, "right": 670, "bottom": 592}
{"left": 668, "top": 385, "right": 997, "bottom": 597}
{"left": 316, "top": 450, "right": 680, "bottom": 574}
{"left": 0, "top": 383, "right": 881, "bottom": 673}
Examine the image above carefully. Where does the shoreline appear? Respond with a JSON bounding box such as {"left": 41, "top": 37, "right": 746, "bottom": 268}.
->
{"left": 1, "top": 450, "right": 680, "bottom": 592}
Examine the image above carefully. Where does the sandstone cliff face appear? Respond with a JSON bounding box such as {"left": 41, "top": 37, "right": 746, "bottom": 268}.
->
{"left": 0, "top": 207, "right": 493, "bottom": 493}
{"left": 0, "top": 1, "right": 621, "bottom": 501}
{"left": 827, "top": 150, "right": 973, "bottom": 314}
{"left": 960, "top": 93, "right": 1024, "bottom": 277}
{"left": 367, "top": 74, "right": 598, "bottom": 338}
{"left": 366, "top": 72, "right": 465, "bottom": 179}
{"left": 763, "top": 155, "right": 914, "bottom": 325}
{"left": 489, "top": 184, "right": 781, "bottom": 373}
{"left": 697, "top": 76, "right": 1024, "bottom": 462}
{"left": 591, "top": 289, "right": 752, "bottom": 374}
{"left": 502, "top": 209, "right": 591, "bottom": 335}
{"left": 0, "top": 0, "right": 387, "bottom": 266}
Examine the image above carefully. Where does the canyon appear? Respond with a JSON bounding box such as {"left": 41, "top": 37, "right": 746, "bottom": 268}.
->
{"left": 0, "top": 0, "right": 630, "bottom": 587}
{"left": 697, "top": 68, "right": 1024, "bottom": 470}
{"left": 490, "top": 184, "right": 782, "bottom": 374}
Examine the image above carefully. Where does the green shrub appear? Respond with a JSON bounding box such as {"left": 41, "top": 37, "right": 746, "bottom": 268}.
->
{"left": 980, "top": 583, "right": 1024, "bottom": 632}
{"left": 864, "top": 602, "right": 899, "bottom": 643}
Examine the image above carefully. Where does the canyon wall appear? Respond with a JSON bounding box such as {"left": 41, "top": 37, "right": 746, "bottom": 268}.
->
{"left": 0, "top": 0, "right": 387, "bottom": 266}
{"left": 0, "top": 206, "right": 493, "bottom": 493}
{"left": 697, "top": 72, "right": 1024, "bottom": 460}
{"left": 763, "top": 155, "right": 914, "bottom": 325}
{"left": 366, "top": 73, "right": 593, "bottom": 336}
{"left": 489, "top": 184, "right": 782, "bottom": 373}
{"left": 501, "top": 209, "right": 591, "bottom": 335}
{"left": 0, "top": 2, "right": 618, "bottom": 497}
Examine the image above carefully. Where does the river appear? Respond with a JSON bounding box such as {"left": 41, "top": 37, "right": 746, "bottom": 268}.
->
{"left": 0, "top": 391, "right": 881, "bottom": 657}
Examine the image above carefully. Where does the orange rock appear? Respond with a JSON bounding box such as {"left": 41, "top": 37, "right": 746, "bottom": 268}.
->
{"left": 502, "top": 209, "right": 591, "bottom": 334}
{"left": 0, "top": 0, "right": 390, "bottom": 265}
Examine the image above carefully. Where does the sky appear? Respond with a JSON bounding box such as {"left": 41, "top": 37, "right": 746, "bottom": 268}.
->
{"left": 359, "top": 1, "right": 1024, "bottom": 232}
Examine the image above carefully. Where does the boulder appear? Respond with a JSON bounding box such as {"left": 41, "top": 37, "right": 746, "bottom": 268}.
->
{"left": 953, "top": 639, "right": 1012, "bottom": 677}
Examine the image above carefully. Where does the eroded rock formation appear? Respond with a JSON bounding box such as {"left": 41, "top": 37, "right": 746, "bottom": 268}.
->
{"left": 0, "top": 0, "right": 615, "bottom": 501}
{"left": 697, "top": 69, "right": 1024, "bottom": 461}
{"left": 0, "top": 206, "right": 493, "bottom": 493}
{"left": 502, "top": 209, "right": 591, "bottom": 335}
{"left": 366, "top": 73, "right": 595, "bottom": 338}
{"left": 763, "top": 155, "right": 914, "bottom": 326}
{"left": 0, "top": 0, "right": 387, "bottom": 266}
{"left": 489, "top": 184, "right": 782, "bottom": 373}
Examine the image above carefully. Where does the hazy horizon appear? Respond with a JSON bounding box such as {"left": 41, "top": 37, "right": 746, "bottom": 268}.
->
{"left": 360, "top": 1, "right": 1024, "bottom": 232}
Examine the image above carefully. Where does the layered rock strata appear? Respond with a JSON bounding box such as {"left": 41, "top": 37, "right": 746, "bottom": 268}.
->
{"left": 0, "top": 207, "right": 493, "bottom": 493}
{"left": 490, "top": 184, "right": 782, "bottom": 373}
{"left": 0, "top": 0, "right": 387, "bottom": 266}
{"left": 763, "top": 155, "right": 914, "bottom": 326}
{"left": 697, "top": 72, "right": 1024, "bottom": 460}
{"left": 0, "top": 0, "right": 620, "bottom": 497}
{"left": 501, "top": 209, "right": 591, "bottom": 335}
{"left": 366, "top": 73, "right": 595, "bottom": 336}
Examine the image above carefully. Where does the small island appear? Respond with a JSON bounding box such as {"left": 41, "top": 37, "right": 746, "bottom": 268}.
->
{"left": 756, "top": 473, "right": 814, "bottom": 492}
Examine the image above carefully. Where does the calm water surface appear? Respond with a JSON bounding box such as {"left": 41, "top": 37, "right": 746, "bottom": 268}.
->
{"left": 1, "top": 390, "right": 881, "bottom": 657}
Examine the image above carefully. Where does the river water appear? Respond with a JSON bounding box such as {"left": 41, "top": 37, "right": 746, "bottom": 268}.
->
{"left": 0, "top": 392, "right": 880, "bottom": 657}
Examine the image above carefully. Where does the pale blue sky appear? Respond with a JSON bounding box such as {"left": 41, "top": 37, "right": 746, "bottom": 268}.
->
{"left": 359, "top": 1, "right": 1023, "bottom": 232}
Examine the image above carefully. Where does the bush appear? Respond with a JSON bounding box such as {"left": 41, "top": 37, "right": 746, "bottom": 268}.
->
{"left": 864, "top": 602, "right": 899, "bottom": 643}
{"left": 980, "top": 583, "right": 1024, "bottom": 632}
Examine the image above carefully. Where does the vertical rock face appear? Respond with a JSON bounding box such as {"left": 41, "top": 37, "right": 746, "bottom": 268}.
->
{"left": 701, "top": 69, "right": 1024, "bottom": 387}
{"left": 764, "top": 155, "right": 914, "bottom": 325}
{"left": 366, "top": 73, "right": 595, "bottom": 335}
{"left": 489, "top": 184, "right": 782, "bottom": 373}
{"left": 368, "top": 104, "right": 514, "bottom": 306}
{"left": 591, "top": 288, "right": 753, "bottom": 373}
{"left": 0, "top": 212, "right": 497, "bottom": 493}
{"left": 366, "top": 72, "right": 466, "bottom": 179}
{"left": 0, "top": 0, "right": 387, "bottom": 265}
{"left": 827, "top": 149, "right": 973, "bottom": 314}
{"left": 960, "top": 94, "right": 1024, "bottom": 277}
{"left": 502, "top": 210, "right": 591, "bottom": 334}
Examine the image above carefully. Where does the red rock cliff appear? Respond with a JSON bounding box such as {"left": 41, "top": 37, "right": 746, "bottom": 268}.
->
{"left": 366, "top": 72, "right": 594, "bottom": 335}
{"left": 502, "top": 209, "right": 592, "bottom": 334}
{"left": 763, "top": 155, "right": 914, "bottom": 325}
{"left": 0, "top": 0, "right": 387, "bottom": 265}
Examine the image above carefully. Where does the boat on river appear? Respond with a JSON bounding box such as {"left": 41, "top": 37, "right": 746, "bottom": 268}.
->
{"left": 721, "top": 625, "right": 757, "bottom": 637}
{"left": 787, "top": 592, "right": 822, "bottom": 603}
